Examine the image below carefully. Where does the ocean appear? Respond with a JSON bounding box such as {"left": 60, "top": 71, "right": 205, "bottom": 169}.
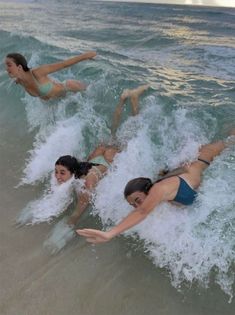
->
{"left": 1, "top": 1, "right": 235, "bottom": 314}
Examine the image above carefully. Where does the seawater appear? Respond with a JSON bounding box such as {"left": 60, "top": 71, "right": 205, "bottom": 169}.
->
{"left": 1, "top": 1, "right": 235, "bottom": 314}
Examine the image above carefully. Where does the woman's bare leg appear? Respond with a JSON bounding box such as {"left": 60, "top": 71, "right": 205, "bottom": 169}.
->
{"left": 111, "top": 84, "right": 150, "bottom": 135}
{"left": 198, "top": 130, "right": 235, "bottom": 167}
{"left": 111, "top": 94, "right": 128, "bottom": 135}
{"left": 179, "top": 141, "right": 226, "bottom": 189}
{"left": 129, "top": 84, "right": 150, "bottom": 115}
{"left": 175, "top": 130, "right": 235, "bottom": 189}
{"left": 198, "top": 141, "right": 226, "bottom": 164}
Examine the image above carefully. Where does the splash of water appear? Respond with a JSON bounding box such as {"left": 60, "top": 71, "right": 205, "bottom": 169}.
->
{"left": 92, "top": 102, "right": 235, "bottom": 300}
{"left": 17, "top": 175, "right": 76, "bottom": 225}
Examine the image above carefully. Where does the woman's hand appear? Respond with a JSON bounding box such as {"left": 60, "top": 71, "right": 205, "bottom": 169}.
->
{"left": 76, "top": 228, "right": 113, "bottom": 244}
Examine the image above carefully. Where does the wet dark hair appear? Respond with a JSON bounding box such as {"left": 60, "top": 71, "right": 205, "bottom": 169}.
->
{"left": 6, "top": 53, "right": 30, "bottom": 72}
{"left": 124, "top": 177, "right": 153, "bottom": 198}
{"left": 55, "top": 155, "right": 99, "bottom": 179}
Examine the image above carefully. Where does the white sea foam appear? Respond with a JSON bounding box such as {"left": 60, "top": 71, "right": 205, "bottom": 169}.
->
{"left": 19, "top": 80, "right": 235, "bottom": 299}
{"left": 20, "top": 115, "right": 86, "bottom": 184}
{"left": 93, "top": 127, "right": 235, "bottom": 300}
{"left": 20, "top": 88, "right": 109, "bottom": 185}
{"left": 17, "top": 175, "right": 76, "bottom": 225}
{"left": 91, "top": 99, "right": 235, "bottom": 300}
{"left": 2, "top": 1, "right": 235, "bottom": 311}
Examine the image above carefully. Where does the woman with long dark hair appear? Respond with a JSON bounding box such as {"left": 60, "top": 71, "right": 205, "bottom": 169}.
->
{"left": 5, "top": 51, "right": 96, "bottom": 100}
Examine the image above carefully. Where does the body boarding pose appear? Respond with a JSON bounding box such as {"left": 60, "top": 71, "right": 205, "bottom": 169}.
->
{"left": 5, "top": 51, "right": 96, "bottom": 100}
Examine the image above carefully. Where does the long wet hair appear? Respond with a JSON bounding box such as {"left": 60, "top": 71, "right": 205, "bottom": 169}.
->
{"left": 55, "top": 155, "right": 99, "bottom": 179}
{"left": 6, "top": 53, "right": 30, "bottom": 72}
{"left": 124, "top": 177, "right": 153, "bottom": 198}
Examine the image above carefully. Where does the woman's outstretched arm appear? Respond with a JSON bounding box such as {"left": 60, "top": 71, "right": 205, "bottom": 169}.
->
{"left": 34, "top": 51, "right": 96, "bottom": 76}
{"left": 67, "top": 190, "right": 90, "bottom": 226}
{"left": 76, "top": 184, "right": 165, "bottom": 243}
{"left": 67, "top": 171, "right": 100, "bottom": 226}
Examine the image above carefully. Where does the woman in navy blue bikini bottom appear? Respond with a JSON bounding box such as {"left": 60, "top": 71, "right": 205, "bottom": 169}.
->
{"left": 77, "top": 132, "right": 235, "bottom": 244}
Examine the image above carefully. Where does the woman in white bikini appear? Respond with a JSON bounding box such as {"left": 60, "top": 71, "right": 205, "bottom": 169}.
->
{"left": 5, "top": 51, "right": 96, "bottom": 100}
{"left": 54, "top": 84, "right": 150, "bottom": 225}
{"left": 55, "top": 145, "right": 119, "bottom": 225}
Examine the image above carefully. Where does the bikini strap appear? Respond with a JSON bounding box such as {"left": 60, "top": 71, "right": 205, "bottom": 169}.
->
{"left": 89, "top": 166, "right": 104, "bottom": 180}
{"left": 198, "top": 158, "right": 210, "bottom": 166}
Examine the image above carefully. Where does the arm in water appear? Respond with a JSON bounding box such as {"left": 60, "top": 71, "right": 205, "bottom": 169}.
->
{"left": 67, "top": 172, "right": 100, "bottom": 226}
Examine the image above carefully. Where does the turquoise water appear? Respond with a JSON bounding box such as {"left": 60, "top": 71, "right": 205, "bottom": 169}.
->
{"left": 1, "top": 1, "right": 235, "bottom": 314}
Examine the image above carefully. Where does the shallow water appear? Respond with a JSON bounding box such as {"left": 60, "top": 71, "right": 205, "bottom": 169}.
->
{"left": 1, "top": 1, "right": 235, "bottom": 314}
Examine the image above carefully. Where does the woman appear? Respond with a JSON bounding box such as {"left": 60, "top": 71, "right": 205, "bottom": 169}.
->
{"left": 76, "top": 134, "right": 235, "bottom": 243}
{"left": 55, "top": 145, "right": 119, "bottom": 225}
{"left": 5, "top": 51, "right": 96, "bottom": 100}
{"left": 54, "top": 84, "right": 150, "bottom": 225}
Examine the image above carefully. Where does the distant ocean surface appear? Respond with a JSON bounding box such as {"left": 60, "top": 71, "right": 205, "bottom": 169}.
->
{"left": 1, "top": 1, "right": 235, "bottom": 314}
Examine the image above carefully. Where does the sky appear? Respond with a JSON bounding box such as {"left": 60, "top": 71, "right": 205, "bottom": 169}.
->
{"left": 102, "top": 0, "right": 235, "bottom": 8}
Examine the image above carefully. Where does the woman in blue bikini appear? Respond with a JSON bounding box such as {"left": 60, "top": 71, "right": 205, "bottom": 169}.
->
{"left": 54, "top": 84, "right": 150, "bottom": 225}
{"left": 5, "top": 51, "right": 96, "bottom": 100}
{"left": 77, "top": 133, "right": 235, "bottom": 244}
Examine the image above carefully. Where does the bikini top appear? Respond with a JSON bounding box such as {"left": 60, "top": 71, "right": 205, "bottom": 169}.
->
{"left": 31, "top": 72, "right": 54, "bottom": 97}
